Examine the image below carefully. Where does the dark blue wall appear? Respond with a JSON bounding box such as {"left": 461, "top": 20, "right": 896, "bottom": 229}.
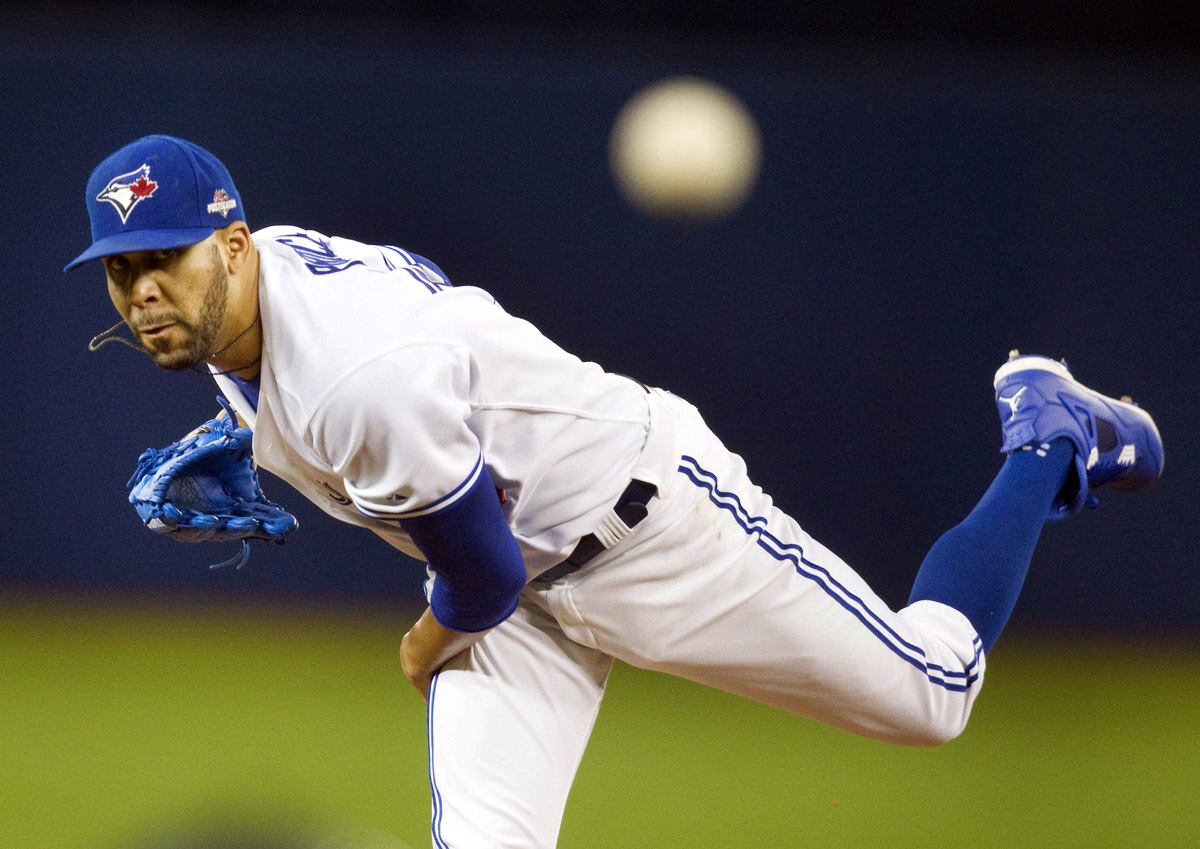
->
{"left": 3, "top": 11, "right": 1197, "bottom": 629}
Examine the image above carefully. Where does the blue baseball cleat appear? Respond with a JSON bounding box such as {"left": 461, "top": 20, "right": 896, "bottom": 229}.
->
{"left": 993, "top": 351, "right": 1164, "bottom": 520}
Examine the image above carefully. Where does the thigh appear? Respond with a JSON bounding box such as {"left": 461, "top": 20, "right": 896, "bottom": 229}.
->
{"left": 427, "top": 596, "right": 613, "bottom": 849}
{"left": 545, "top": 405, "right": 985, "bottom": 746}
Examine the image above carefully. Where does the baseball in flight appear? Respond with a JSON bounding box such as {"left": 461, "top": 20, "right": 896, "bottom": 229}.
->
{"left": 609, "top": 75, "right": 762, "bottom": 221}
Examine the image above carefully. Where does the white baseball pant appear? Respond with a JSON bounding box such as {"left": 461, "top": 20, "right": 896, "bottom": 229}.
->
{"left": 426, "top": 390, "right": 984, "bottom": 848}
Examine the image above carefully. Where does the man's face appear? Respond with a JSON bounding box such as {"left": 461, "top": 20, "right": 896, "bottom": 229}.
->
{"left": 104, "top": 237, "right": 228, "bottom": 371}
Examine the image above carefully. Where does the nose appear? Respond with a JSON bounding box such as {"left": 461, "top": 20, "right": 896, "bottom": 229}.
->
{"left": 127, "top": 268, "right": 163, "bottom": 310}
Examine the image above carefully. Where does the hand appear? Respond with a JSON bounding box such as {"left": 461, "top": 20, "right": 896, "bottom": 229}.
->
{"left": 400, "top": 606, "right": 490, "bottom": 701}
{"left": 126, "top": 396, "right": 297, "bottom": 547}
{"left": 400, "top": 626, "right": 435, "bottom": 700}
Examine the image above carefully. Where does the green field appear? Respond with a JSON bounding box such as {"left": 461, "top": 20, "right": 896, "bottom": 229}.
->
{"left": 2, "top": 597, "right": 1198, "bottom": 848}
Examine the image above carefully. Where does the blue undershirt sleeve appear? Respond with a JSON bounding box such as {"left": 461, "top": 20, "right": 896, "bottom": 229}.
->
{"left": 411, "top": 253, "right": 450, "bottom": 283}
{"left": 399, "top": 462, "right": 526, "bottom": 633}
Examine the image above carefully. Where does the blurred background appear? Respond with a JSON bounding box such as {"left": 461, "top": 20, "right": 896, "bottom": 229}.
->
{"left": 2, "top": 2, "right": 1198, "bottom": 847}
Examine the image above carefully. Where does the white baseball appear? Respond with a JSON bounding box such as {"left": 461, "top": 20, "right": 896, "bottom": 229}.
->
{"left": 609, "top": 76, "right": 762, "bottom": 221}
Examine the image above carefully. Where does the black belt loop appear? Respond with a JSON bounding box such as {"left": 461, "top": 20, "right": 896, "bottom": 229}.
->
{"left": 535, "top": 478, "right": 656, "bottom": 584}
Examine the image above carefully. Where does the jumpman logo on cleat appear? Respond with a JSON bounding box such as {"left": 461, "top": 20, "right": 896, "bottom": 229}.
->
{"left": 1000, "top": 386, "right": 1027, "bottom": 421}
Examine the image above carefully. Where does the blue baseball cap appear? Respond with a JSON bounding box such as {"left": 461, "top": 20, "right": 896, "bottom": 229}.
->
{"left": 64, "top": 135, "right": 246, "bottom": 272}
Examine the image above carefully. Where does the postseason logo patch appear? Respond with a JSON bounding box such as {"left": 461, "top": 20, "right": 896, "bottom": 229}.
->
{"left": 96, "top": 164, "right": 158, "bottom": 224}
{"left": 207, "top": 188, "right": 238, "bottom": 218}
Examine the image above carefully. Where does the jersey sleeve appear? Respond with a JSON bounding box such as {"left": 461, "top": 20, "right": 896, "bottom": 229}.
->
{"left": 308, "top": 344, "right": 480, "bottom": 519}
{"left": 308, "top": 344, "right": 527, "bottom": 632}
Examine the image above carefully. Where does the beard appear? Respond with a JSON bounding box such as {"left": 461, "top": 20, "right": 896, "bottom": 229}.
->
{"left": 141, "top": 247, "right": 229, "bottom": 371}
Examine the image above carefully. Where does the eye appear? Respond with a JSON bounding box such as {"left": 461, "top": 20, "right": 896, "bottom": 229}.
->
{"left": 153, "top": 248, "right": 178, "bottom": 261}
{"left": 106, "top": 255, "right": 129, "bottom": 273}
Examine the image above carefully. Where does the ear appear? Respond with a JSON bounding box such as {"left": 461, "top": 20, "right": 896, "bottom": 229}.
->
{"left": 221, "top": 221, "right": 254, "bottom": 274}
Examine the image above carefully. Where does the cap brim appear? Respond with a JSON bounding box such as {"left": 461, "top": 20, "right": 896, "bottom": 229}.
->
{"left": 63, "top": 226, "right": 216, "bottom": 272}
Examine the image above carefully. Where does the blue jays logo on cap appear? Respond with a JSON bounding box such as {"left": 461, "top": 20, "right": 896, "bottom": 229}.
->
{"left": 96, "top": 163, "right": 159, "bottom": 223}
{"left": 64, "top": 135, "right": 247, "bottom": 272}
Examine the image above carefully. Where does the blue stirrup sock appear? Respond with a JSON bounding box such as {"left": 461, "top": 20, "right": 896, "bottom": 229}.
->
{"left": 908, "top": 437, "right": 1075, "bottom": 654}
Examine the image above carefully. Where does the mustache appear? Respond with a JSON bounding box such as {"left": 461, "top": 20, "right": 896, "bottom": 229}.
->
{"left": 131, "top": 312, "right": 187, "bottom": 332}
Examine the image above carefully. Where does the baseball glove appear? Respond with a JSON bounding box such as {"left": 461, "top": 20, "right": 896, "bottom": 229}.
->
{"left": 127, "top": 397, "right": 298, "bottom": 568}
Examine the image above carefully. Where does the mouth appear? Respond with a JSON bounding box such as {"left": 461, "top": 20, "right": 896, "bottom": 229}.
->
{"left": 138, "top": 322, "right": 178, "bottom": 341}
{"left": 139, "top": 321, "right": 175, "bottom": 333}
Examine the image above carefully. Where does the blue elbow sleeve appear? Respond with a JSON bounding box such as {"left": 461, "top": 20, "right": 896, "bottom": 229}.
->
{"left": 400, "top": 463, "right": 525, "bottom": 632}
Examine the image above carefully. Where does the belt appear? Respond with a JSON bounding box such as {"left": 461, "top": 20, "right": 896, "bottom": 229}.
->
{"left": 534, "top": 478, "right": 657, "bottom": 584}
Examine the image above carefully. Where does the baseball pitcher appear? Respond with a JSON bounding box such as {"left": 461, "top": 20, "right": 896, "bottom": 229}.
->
{"left": 67, "top": 136, "right": 1163, "bottom": 848}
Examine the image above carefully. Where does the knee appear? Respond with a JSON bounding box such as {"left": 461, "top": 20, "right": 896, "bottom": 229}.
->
{"left": 878, "top": 711, "right": 971, "bottom": 748}
{"left": 899, "top": 722, "right": 967, "bottom": 748}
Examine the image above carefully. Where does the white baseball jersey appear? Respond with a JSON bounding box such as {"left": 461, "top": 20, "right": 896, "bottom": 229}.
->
{"left": 212, "top": 226, "right": 985, "bottom": 849}
{"left": 213, "top": 226, "right": 651, "bottom": 580}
